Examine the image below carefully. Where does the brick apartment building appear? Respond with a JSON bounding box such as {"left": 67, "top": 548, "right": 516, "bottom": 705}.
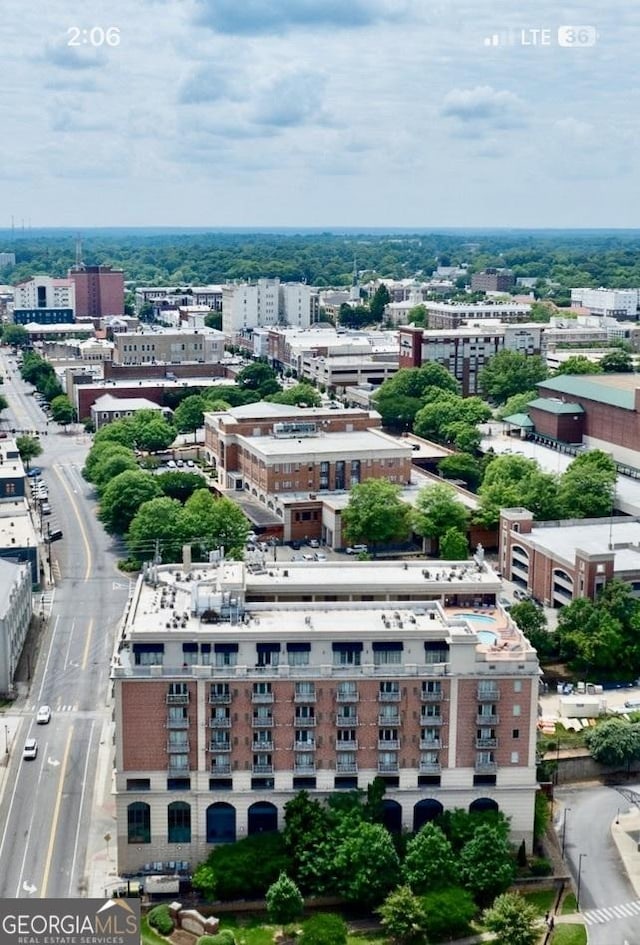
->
{"left": 204, "top": 404, "right": 412, "bottom": 545}
{"left": 499, "top": 508, "right": 640, "bottom": 607}
{"left": 423, "top": 302, "right": 531, "bottom": 330}
{"left": 113, "top": 558, "right": 539, "bottom": 873}
{"left": 470, "top": 269, "right": 516, "bottom": 293}
{"left": 69, "top": 265, "right": 125, "bottom": 318}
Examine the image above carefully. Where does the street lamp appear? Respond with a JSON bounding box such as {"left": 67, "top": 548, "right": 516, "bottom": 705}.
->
{"left": 577, "top": 852, "right": 588, "bottom": 911}
{"left": 561, "top": 806, "right": 571, "bottom": 857}
{"left": 4, "top": 724, "right": 9, "bottom": 756}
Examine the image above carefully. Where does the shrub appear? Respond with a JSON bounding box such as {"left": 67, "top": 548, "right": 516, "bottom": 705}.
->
{"left": 299, "top": 913, "right": 348, "bottom": 945}
{"left": 198, "top": 934, "right": 236, "bottom": 945}
{"left": 147, "top": 905, "right": 173, "bottom": 935}
{"left": 530, "top": 857, "right": 553, "bottom": 876}
{"left": 422, "top": 886, "right": 476, "bottom": 941}
{"left": 205, "top": 831, "right": 290, "bottom": 900}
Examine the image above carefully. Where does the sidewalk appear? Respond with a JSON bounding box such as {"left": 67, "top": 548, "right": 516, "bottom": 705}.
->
{"left": 86, "top": 717, "right": 119, "bottom": 897}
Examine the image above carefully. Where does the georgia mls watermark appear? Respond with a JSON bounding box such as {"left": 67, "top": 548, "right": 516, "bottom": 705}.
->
{"left": 0, "top": 899, "right": 140, "bottom": 945}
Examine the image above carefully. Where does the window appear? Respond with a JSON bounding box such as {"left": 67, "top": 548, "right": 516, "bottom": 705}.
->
{"left": 295, "top": 681, "right": 315, "bottom": 700}
{"left": 295, "top": 705, "right": 315, "bottom": 723}
{"left": 332, "top": 642, "right": 362, "bottom": 666}
{"left": 335, "top": 460, "right": 345, "bottom": 490}
{"left": 295, "top": 729, "right": 314, "bottom": 746}
{"left": 126, "top": 779, "right": 151, "bottom": 791}
{"left": 133, "top": 643, "right": 164, "bottom": 666}
{"left": 169, "top": 754, "right": 189, "bottom": 772}
{"left": 127, "top": 802, "right": 151, "bottom": 843}
{"left": 373, "top": 642, "right": 403, "bottom": 665}
{"left": 288, "top": 643, "right": 311, "bottom": 667}
{"left": 513, "top": 705, "right": 521, "bottom": 717}
{"left": 337, "top": 681, "right": 358, "bottom": 700}
{"left": 511, "top": 752, "right": 520, "bottom": 764}
{"left": 215, "top": 644, "right": 238, "bottom": 668}
{"left": 257, "top": 643, "right": 280, "bottom": 667}
{"left": 253, "top": 730, "right": 272, "bottom": 747}
{"left": 168, "top": 801, "right": 191, "bottom": 843}
{"left": 167, "top": 778, "right": 191, "bottom": 791}
{"left": 379, "top": 703, "right": 400, "bottom": 722}
{"left": 210, "top": 683, "right": 230, "bottom": 703}
{"left": 253, "top": 682, "right": 273, "bottom": 699}
{"left": 350, "top": 459, "right": 361, "bottom": 484}
{"left": 424, "top": 641, "right": 450, "bottom": 664}
{"left": 379, "top": 728, "right": 399, "bottom": 744}
{"left": 337, "top": 704, "right": 357, "bottom": 721}
{"left": 379, "top": 681, "right": 400, "bottom": 699}
{"left": 182, "top": 642, "right": 198, "bottom": 666}
{"left": 337, "top": 728, "right": 356, "bottom": 744}
{"left": 211, "top": 731, "right": 230, "bottom": 749}
{"left": 514, "top": 680, "right": 522, "bottom": 692}
{"left": 168, "top": 706, "right": 188, "bottom": 726}
{"left": 422, "top": 681, "right": 442, "bottom": 697}
{"left": 512, "top": 728, "right": 520, "bottom": 739}
{"left": 253, "top": 706, "right": 273, "bottom": 724}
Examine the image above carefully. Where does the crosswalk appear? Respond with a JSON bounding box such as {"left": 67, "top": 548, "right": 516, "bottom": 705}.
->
{"left": 583, "top": 898, "right": 640, "bottom": 925}
{"left": 55, "top": 704, "right": 79, "bottom": 713}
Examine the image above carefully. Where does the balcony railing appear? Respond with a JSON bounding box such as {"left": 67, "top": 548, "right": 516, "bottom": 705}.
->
{"left": 476, "top": 737, "right": 498, "bottom": 748}
{"left": 252, "top": 692, "right": 274, "bottom": 703}
{"left": 252, "top": 741, "right": 274, "bottom": 751}
{"left": 378, "top": 714, "right": 400, "bottom": 726}
{"left": 294, "top": 717, "right": 316, "bottom": 727}
{"left": 166, "top": 741, "right": 189, "bottom": 753}
{"left": 336, "top": 715, "right": 358, "bottom": 726}
{"left": 420, "top": 715, "right": 443, "bottom": 726}
{"left": 336, "top": 690, "right": 359, "bottom": 702}
{"left": 166, "top": 693, "right": 189, "bottom": 705}
{"left": 167, "top": 762, "right": 189, "bottom": 774}
{"left": 294, "top": 691, "right": 316, "bottom": 703}
{"left": 294, "top": 763, "right": 316, "bottom": 774}
{"left": 208, "top": 741, "right": 231, "bottom": 752}
{"left": 476, "top": 714, "right": 499, "bottom": 726}
{"left": 209, "top": 717, "right": 231, "bottom": 728}
{"left": 252, "top": 716, "right": 274, "bottom": 728}
{"left": 378, "top": 739, "right": 400, "bottom": 750}
{"left": 420, "top": 737, "right": 441, "bottom": 749}
{"left": 477, "top": 688, "right": 500, "bottom": 701}
{"left": 421, "top": 690, "right": 443, "bottom": 702}
{"left": 209, "top": 692, "right": 231, "bottom": 704}
{"left": 336, "top": 761, "right": 358, "bottom": 773}
{"left": 419, "top": 761, "right": 441, "bottom": 774}
{"left": 336, "top": 738, "right": 357, "bottom": 750}
{"left": 166, "top": 718, "right": 189, "bottom": 729}
{"left": 378, "top": 761, "right": 399, "bottom": 773}
{"left": 475, "top": 760, "right": 498, "bottom": 772}
{"left": 378, "top": 691, "right": 401, "bottom": 702}
{"left": 210, "top": 763, "right": 231, "bottom": 775}
{"left": 294, "top": 740, "right": 316, "bottom": 751}
{"left": 252, "top": 763, "right": 273, "bottom": 774}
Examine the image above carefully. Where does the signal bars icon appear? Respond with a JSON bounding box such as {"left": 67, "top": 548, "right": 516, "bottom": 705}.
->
{"left": 483, "top": 31, "right": 513, "bottom": 47}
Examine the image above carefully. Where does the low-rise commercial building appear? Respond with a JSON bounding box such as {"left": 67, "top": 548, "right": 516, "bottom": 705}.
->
{"left": 0, "top": 498, "right": 40, "bottom": 583}
{"left": 113, "top": 329, "right": 225, "bottom": 367}
{"left": 0, "top": 558, "right": 32, "bottom": 697}
{"left": 0, "top": 439, "right": 26, "bottom": 501}
{"left": 423, "top": 301, "right": 531, "bottom": 330}
{"left": 113, "top": 557, "right": 538, "bottom": 873}
{"left": 90, "top": 395, "right": 167, "bottom": 430}
{"left": 571, "top": 288, "right": 639, "bottom": 321}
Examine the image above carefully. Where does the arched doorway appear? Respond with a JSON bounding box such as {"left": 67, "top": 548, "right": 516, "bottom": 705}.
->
{"left": 413, "top": 798, "right": 443, "bottom": 832}
{"left": 167, "top": 801, "right": 191, "bottom": 843}
{"left": 382, "top": 799, "right": 403, "bottom": 833}
{"left": 469, "top": 797, "right": 499, "bottom": 814}
{"left": 248, "top": 801, "right": 278, "bottom": 835}
{"left": 206, "top": 803, "right": 236, "bottom": 843}
{"left": 127, "top": 802, "right": 151, "bottom": 844}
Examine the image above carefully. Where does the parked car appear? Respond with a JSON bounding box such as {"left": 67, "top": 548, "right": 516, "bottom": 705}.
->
{"left": 309, "top": 539, "right": 320, "bottom": 548}
{"left": 290, "top": 540, "right": 301, "bottom": 550}
{"left": 186, "top": 459, "right": 195, "bottom": 468}
{"left": 346, "top": 544, "right": 368, "bottom": 555}
{"left": 36, "top": 705, "right": 51, "bottom": 724}
{"left": 41, "top": 504, "right": 52, "bottom": 516}
{"left": 314, "top": 552, "right": 327, "bottom": 562}
{"left": 27, "top": 467, "right": 42, "bottom": 478}
{"left": 176, "top": 459, "right": 184, "bottom": 467}
{"left": 23, "top": 738, "right": 38, "bottom": 760}
{"left": 167, "top": 459, "right": 177, "bottom": 469}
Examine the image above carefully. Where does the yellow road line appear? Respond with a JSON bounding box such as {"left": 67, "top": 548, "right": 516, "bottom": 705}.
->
{"left": 53, "top": 465, "right": 93, "bottom": 582}
{"left": 81, "top": 617, "right": 94, "bottom": 671}
{"left": 41, "top": 726, "right": 74, "bottom": 897}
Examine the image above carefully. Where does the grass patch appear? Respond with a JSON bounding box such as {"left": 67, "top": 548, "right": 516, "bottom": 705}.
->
{"left": 218, "top": 917, "right": 276, "bottom": 945}
{"left": 561, "top": 892, "right": 577, "bottom": 914}
{"left": 520, "top": 889, "right": 556, "bottom": 915}
{"left": 140, "top": 917, "right": 170, "bottom": 945}
{"left": 551, "top": 923, "right": 587, "bottom": 945}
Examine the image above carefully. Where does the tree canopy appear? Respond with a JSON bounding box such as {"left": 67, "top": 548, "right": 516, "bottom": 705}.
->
{"left": 402, "top": 822, "right": 458, "bottom": 892}
{"left": 267, "top": 383, "right": 322, "bottom": 407}
{"left": 342, "top": 479, "right": 411, "bottom": 550}
{"left": 373, "top": 365, "right": 459, "bottom": 431}
{"left": 236, "top": 361, "right": 281, "bottom": 398}
{"left": 476, "top": 454, "right": 559, "bottom": 527}
{"left": 585, "top": 718, "right": 640, "bottom": 773}
{"left": 459, "top": 823, "right": 516, "bottom": 904}
{"left": 482, "top": 892, "right": 539, "bottom": 945}
{"left": 2, "top": 324, "right": 29, "bottom": 347}
{"left": 15, "top": 435, "right": 42, "bottom": 468}
{"left": 600, "top": 348, "right": 634, "bottom": 372}
{"left": 412, "top": 483, "right": 469, "bottom": 550}
{"left": 557, "top": 449, "right": 616, "bottom": 518}
{"left": 99, "top": 469, "right": 162, "bottom": 534}
{"left": 479, "top": 351, "right": 548, "bottom": 403}
{"left": 173, "top": 394, "right": 207, "bottom": 433}
{"left": 555, "top": 355, "right": 602, "bottom": 375}
{"left": 438, "top": 452, "right": 483, "bottom": 490}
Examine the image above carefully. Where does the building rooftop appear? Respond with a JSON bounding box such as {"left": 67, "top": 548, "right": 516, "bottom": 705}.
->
{"left": 0, "top": 503, "right": 38, "bottom": 549}
{"left": 537, "top": 374, "right": 640, "bottom": 411}
{"left": 527, "top": 398, "right": 584, "bottom": 416}
{"left": 503, "top": 413, "right": 535, "bottom": 428}
{"left": 523, "top": 517, "right": 640, "bottom": 572}
{"left": 92, "top": 394, "right": 164, "bottom": 413}
{"left": 239, "top": 429, "right": 411, "bottom": 459}
{"left": 0, "top": 557, "right": 29, "bottom": 615}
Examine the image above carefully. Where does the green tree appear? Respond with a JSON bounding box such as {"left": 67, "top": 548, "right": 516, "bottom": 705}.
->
{"left": 283, "top": 792, "right": 333, "bottom": 893}
{"left": 479, "top": 351, "right": 548, "bottom": 403}
{"left": 557, "top": 449, "right": 616, "bottom": 518}
{"left": 333, "top": 821, "right": 401, "bottom": 907}
{"left": 529, "top": 300, "right": 556, "bottom": 322}
{"left": 442, "top": 422, "right": 482, "bottom": 454}
{"left": 509, "top": 600, "right": 553, "bottom": 659}
{"left": 98, "top": 469, "right": 162, "bottom": 534}
{"left": 236, "top": 362, "right": 281, "bottom": 397}
{"left": 422, "top": 887, "right": 476, "bottom": 942}
{"left": 555, "top": 355, "right": 602, "bottom": 375}
{"left": 369, "top": 283, "right": 391, "bottom": 321}
{"left": 299, "top": 914, "right": 348, "bottom": 945}
{"left": 181, "top": 490, "right": 250, "bottom": 558}
{"left": 157, "top": 471, "right": 206, "bottom": 503}
{"left": 191, "top": 864, "right": 216, "bottom": 902}
{"left": 476, "top": 454, "right": 559, "bottom": 527}
{"left": 378, "top": 885, "right": 429, "bottom": 945}
{"left": 482, "top": 893, "right": 539, "bottom": 945}
{"left": 131, "top": 411, "right": 176, "bottom": 452}
{"left": 265, "top": 873, "right": 304, "bottom": 933}
{"left": 414, "top": 393, "right": 490, "bottom": 443}
{"left": 373, "top": 365, "right": 459, "bottom": 431}
{"left": 173, "top": 395, "right": 207, "bottom": 433}
{"left": 0, "top": 393, "right": 7, "bottom": 412}
{"left": 459, "top": 824, "right": 516, "bottom": 904}
{"left": 496, "top": 390, "right": 537, "bottom": 420}
{"left": 2, "top": 324, "right": 29, "bottom": 347}
{"left": 15, "top": 435, "right": 42, "bottom": 469}
{"left": 50, "top": 394, "right": 76, "bottom": 426}
{"left": 412, "top": 483, "right": 469, "bottom": 553}
{"left": 438, "top": 453, "right": 483, "bottom": 489}
{"left": 406, "top": 304, "right": 428, "bottom": 326}
{"left": 600, "top": 348, "right": 634, "bottom": 372}
{"left": 267, "top": 383, "right": 322, "bottom": 407}
{"left": 204, "top": 311, "right": 223, "bottom": 331}
{"left": 127, "top": 496, "right": 188, "bottom": 562}
{"left": 342, "top": 479, "right": 411, "bottom": 552}
{"left": 403, "top": 823, "right": 458, "bottom": 893}
{"left": 585, "top": 718, "right": 640, "bottom": 773}
{"left": 93, "top": 419, "right": 137, "bottom": 450}
{"left": 92, "top": 449, "right": 138, "bottom": 494}
{"left": 439, "top": 527, "right": 469, "bottom": 560}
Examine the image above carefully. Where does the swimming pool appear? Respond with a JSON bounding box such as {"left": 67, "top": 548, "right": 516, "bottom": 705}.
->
{"left": 452, "top": 613, "right": 499, "bottom": 646}
{"left": 452, "top": 612, "right": 497, "bottom": 625}
{"left": 476, "top": 630, "right": 499, "bottom": 646}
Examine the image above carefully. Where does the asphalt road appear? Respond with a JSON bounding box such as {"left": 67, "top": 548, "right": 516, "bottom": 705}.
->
{"left": 557, "top": 783, "right": 640, "bottom": 945}
{"left": 0, "top": 349, "right": 130, "bottom": 898}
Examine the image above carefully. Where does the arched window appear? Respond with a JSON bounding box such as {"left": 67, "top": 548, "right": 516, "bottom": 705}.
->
{"left": 247, "top": 801, "right": 278, "bottom": 835}
{"left": 168, "top": 801, "right": 191, "bottom": 843}
{"left": 206, "top": 803, "right": 236, "bottom": 844}
{"left": 413, "top": 798, "right": 443, "bottom": 832}
{"left": 381, "top": 799, "right": 403, "bottom": 834}
{"left": 469, "top": 797, "right": 499, "bottom": 814}
{"left": 127, "top": 802, "right": 151, "bottom": 844}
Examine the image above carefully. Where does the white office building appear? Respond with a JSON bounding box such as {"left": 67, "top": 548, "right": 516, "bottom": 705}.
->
{"left": 571, "top": 288, "right": 639, "bottom": 321}
{"left": 222, "top": 279, "right": 317, "bottom": 335}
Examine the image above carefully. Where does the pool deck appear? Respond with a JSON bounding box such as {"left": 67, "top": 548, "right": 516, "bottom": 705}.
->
{"left": 444, "top": 607, "right": 525, "bottom": 657}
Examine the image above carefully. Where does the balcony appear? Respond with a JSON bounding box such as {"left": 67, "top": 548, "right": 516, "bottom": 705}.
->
{"left": 252, "top": 763, "right": 273, "bottom": 774}
{"left": 166, "top": 693, "right": 189, "bottom": 705}
{"left": 209, "top": 717, "right": 231, "bottom": 728}
{"left": 166, "top": 741, "right": 189, "bottom": 753}
{"left": 252, "top": 692, "right": 274, "bottom": 703}
{"left": 294, "top": 717, "right": 316, "bottom": 727}
{"left": 421, "top": 689, "right": 443, "bottom": 702}
{"left": 419, "top": 761, "right": 441, "bottom": 774}
{"left": 294, "top": 762, "right": 316, "bottom": 774}
{"left": 336, "top": 715, "right": 358, "bottom": 726}
{"left": 167, "top": 761, "right": 189, "bottom": 774}
{"left": 378, "top": 761, "right": 399, "bottom": 773}
{"left": 209, "top": 741, "right": 231, "bottom": 752}
{"left": 294, "top": 691, "right": 316, "bottom": 703}
{"left": 336, "top": 738, "right": 357, "bottom": 750}
{"left": 378, "top": 714, "right": 400, "bottom": 726}
{"left": 378, "top": 691, "right": 401, "bottom": 702}
{"left": 476, "top": 737, "right": 498, "bottom": 749}
{"left": 420, "top": 714, "right": 443, "bottom": 726}
{"left": 253, "top": 740, "right": 274, "bottom": 752}
{"left": 477, "top": 688, "right": 500, "bottom": 702}
{"left": 210, "top": 763, "right": 231, "bottom": 775}
{"left": 476, "top": 714, "right": 499, "bottom": 726}
{"left": 294, "top": 740, "right": 316, "bottom": 751}
{"left": 209, "top": 692, "right": 231, "bottom": 704}
{"left": 420, "top": 737, "right": 441, "bottom": 749}
{"left": 336, "top": 690, "right": 359, "bottom": 702}
{"left": 252, "top": 716, "right": 274, "bottom": 728}
{"left": 336, "top": 761, "right": 358, "bottom": 773}
{"left": 378, "top": 739, "right": 400, "bottom": 750}
{"left": 166, "top": 718, "right": 189, "bottom": 729}
{"left": 475, "top": 760, "right": 498, "bottom": 773}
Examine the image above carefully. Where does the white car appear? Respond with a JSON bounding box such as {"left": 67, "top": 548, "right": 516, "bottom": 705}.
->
{"left": 314, "top": 552, "right": 327, "bottom": 562}
{"left": 23, "top": 738, "right": 38, "bottom": 760}
{"left": 309, "top": 539, "right": 320, "bottom": 548}
{"left": 167, "top": 459, "right": 177, "bottom": 469}
{"left": 36, "top": 705, "right": 51, "bottom": 724}
{"left": 186, "top": 459, "right": 195, "bottom": 468}
{"left": 346, "top": 544, "right": 368, "bottom": 555}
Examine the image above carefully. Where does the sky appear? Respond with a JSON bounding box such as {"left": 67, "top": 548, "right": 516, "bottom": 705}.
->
{"left": 1, "top": 0, "right": 639, "bottom": 228}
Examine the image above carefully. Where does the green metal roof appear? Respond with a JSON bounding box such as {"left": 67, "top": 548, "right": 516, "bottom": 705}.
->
{"left": 527, "top": 398, "right": 584, "bottom": 415}
{"left": 537, "top": 375, "right": 636, "bottom": 410}
{"left": 503, "top": 412, "right": 534, "bottom": 428}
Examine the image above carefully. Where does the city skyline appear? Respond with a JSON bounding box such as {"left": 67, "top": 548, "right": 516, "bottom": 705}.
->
{"left": 1, "top": 0, "right": 638, "bottom": 228}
